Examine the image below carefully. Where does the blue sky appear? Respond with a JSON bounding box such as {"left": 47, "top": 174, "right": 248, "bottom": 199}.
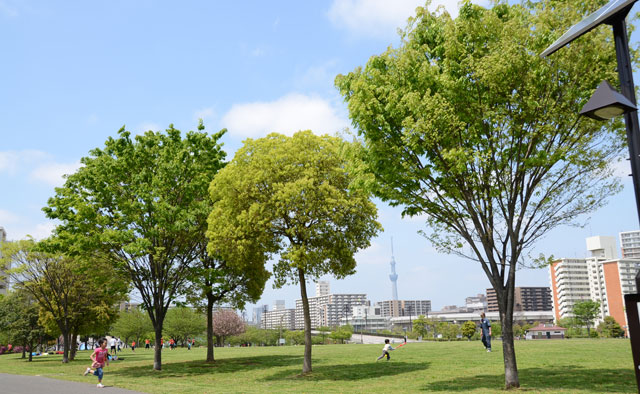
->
{"left": 1, "top": 0, "right": 638, "bottom": 313}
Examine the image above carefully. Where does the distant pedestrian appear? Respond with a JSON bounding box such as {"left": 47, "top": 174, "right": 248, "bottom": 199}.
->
{"left": 187, "top": 339, "right": 192, "bottom": 351}
{"left": 480, "top": 312, "right": 492, "bottom": 352}
{"left": 376, "top": 339, "right": 395, "bottom": 361}
{"left": 145, "top": 339, "right": 150, "bottom": 349}
{"left": 108, "top": 336, "right": 117, "bottom": 355}
{"left": 131, "top": 341, "right": 136, "bottom": 352}
{"left": 83, "top": 337, "right": 109, "bottom": 388}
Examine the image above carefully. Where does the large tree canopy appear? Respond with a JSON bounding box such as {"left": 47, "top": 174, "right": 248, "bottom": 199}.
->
{"left": 336, "top": 0, "right": 633, "bottom": 388}
{"left": 207, "top": 131, "right": 381, "bottom": 373}
{"left": 43, "top": 123, "right": 227, "bottom": 370}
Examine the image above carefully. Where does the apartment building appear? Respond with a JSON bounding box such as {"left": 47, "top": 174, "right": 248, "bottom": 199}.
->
{"left": 465, "top": 294, "right": 488, "bottom": 312}
{"left": 315, "top": 281, "right": 330, "bottom": 297}
{"left": 261, "top": 308, "right": 296, "bottom": 330}
{"left": 486, "top": 287, "right": 552, "bottom": 313}
{"left": 549, "top": 235, "right": 640, "bottom": 334}
{"left": 294, "top": 293, "right": 368, "bottom": 329}
{"left": 620, "top": 230, "right": 640, "bottom": 258}
{"left": 376, "top": 300, "right": 431, "bottom": 318}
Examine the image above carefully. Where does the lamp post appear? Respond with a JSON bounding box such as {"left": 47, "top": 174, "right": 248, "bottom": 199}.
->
{"left": 541, "top": 1, "right": 640, "bottom": 390}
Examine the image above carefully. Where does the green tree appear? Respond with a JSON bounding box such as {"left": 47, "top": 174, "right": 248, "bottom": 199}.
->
{"left": 572, "top": 300, "right": 601, "bottom": 337}
{"left": 186, "top": 122, "right": 269, "bottom": 362}
{"left": 0, "top": 289, "right": 44, "bottom": 361}
{"left": 44, "top": 124, "right": 227, "bottom": 370}
{"left": 557, "top": 317, "right": 584, "bottom": 338}
{"left": 111, "top": 308, "right": 154, "bottom": 348}
{"left": 513, "top": 323, "right": 523, "bottom": 338}
{"left": 284, "top": 330, "right": 305, "bottom": 346}
{"left": 461, "top": 321, "right": 477, "bottom": 340}
{"left": 597, "top": 316, "right": 624, "bottom": 338}
{"left": 336, "top": 1, "right": 628, "bottom": 388}
{"left": 491, "top": 321, "right": 502, "bottom": 338}
{"left": 318, "top": 326, "right": 330, "bottom": 344}
{"left": 329, "top": 325, "right": 353, "bottom": 344}
{"left": 207, "top": 131, "right": 381, "bottom": 374}
{"left": 1, "top": 239, "right": 126, "bottom": 363}
{"left": 163, "top": 307, "right": 206, "bottom": 347}
{"left": 412, "top": 315, "right": 428, "bottom": 338}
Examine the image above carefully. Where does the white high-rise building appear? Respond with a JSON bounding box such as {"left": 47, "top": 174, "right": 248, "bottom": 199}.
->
{"left": 273, "top": 300, "right": 286, "bottom": 311}
{"left": 261, "top": 308, "right": 296, "bottom": 330}
{"left": 550, "top": 235, "right": 640, "bottom": 335}
{"left": 620, "top": 230, "right": 640, "bottom": 258}
{"left": 0, "top": 227, "right": 7, "bottom": 295}
{"left": 549, "top": 258, "right": 591, "bottom": 320}
{"left": 315, "top": 281, "right": 330, "bottom": 297}
{"left": 295, "top": 293, "right": 368, "bottom": 329}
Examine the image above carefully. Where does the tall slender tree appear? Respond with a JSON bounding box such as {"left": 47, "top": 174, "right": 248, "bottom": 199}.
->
{"left": 207, "top": 131, "right": 381, "bottom": 373}
{"left": 336, "top": 0, "right": 630, "bottom": 388}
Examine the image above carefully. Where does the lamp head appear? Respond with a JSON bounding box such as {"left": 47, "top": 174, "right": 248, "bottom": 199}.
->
{"left": 580, "top": 80, "right": 637, "bottom": 120}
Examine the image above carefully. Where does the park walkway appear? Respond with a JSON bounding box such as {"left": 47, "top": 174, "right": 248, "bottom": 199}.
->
{"left": 0, "top": 373, "right": 146, "bottom": 393}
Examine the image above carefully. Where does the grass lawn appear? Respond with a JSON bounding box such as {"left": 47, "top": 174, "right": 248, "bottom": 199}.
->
{"left": 0, "top": 339, "right": 634, "bottom": 393}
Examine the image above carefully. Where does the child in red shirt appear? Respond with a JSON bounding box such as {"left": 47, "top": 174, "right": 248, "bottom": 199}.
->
{"left": 84, "top": 338, "right": 109, "bottom": 388}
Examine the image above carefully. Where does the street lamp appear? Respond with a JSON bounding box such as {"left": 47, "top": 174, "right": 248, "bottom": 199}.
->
{"left": 541, "top": 0, "right": 640, "bottom": 390}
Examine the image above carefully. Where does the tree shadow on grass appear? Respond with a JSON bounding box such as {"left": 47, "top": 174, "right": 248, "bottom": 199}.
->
{"left": 109, "top": 355, "right": 303, "bottom": 379}
{"left": 262, "top": 361, "right": 430, "bottom": 382}
{"left": 422, "top": 366, "right": 634, "bottom": 392}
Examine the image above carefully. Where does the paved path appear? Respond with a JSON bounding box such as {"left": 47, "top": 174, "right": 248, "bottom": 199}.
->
{"left": 0, "top": 373, "right": 146, "bottom": 393}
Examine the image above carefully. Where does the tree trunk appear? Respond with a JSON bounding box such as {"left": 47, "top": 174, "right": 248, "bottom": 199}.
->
{"left": 206, "top": 296, "right": 215, "bottom": 362}
{"left": 28, "top": 340, "right": 33, "bottom": 362}
{"left": 69, "top": 332, "right": 78, "bottom": 361}
{"left": 298, "top": 268, "right": 312, "bottom": 374}
{"left": 497, "top": 269, "right": 520, "bottom": 389}
{"left": 62, "top": 330, "right": 71, "bottom": 363}
{"left": 21, "top": 342, "right": 26, "bottom": 359}
{"left": 500, "top": 313, "right": 519, "bottom": 389}
{"left": 154, "top": 326, "right": 163, "bottom": 370}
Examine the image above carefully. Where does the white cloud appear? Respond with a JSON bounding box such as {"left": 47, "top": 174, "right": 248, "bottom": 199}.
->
{"left": 355, "top": 241, "right": 388, "bottom": 266}
{"left": 28, "top": 222, "right": 56, "bottom": 240}
{"left": 328, "top": 0, "right": 488, "bottom": 40}
{"left": 221, "top": 93, "right": 349, "bottom": 138}
{"left": 30, "top": 161, "right": 82, "bottom": 187}
{"left": 293, "top": 60, "right": 339, "bottom": 92}
{"left": 0, "top": 150, "right": 49, "bottom": 174}
{"left": 0, "top": 209, "right": 21, "bottom": 225}
{"left": 251, "top": 47, "right": 266, "bottom": 57}
{"left": 7, "top": 221, "right": 57, "bottom": 241}
{"left": 194, "top": 107, "right": 216, "bottom": 122}
{"left": 0, "top": 0, "right": 19, "bottom": 17}
{"left": 134, "top": 122, "right": 162, "bottom": 135}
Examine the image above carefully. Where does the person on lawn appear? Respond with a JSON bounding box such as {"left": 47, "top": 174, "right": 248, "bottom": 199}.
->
{"left": 376, "top": 339, "right": 395, "bottom": 361}
{"left": 84, "top": 337, "right": 109, "bottom": 388}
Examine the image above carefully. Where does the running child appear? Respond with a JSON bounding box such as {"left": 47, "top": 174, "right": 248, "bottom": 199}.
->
{"left": 376, "top": 339, "right": 395, "bottom": 361}
{"left": 84, "top": 337, "right": 109, "bottom": 388}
